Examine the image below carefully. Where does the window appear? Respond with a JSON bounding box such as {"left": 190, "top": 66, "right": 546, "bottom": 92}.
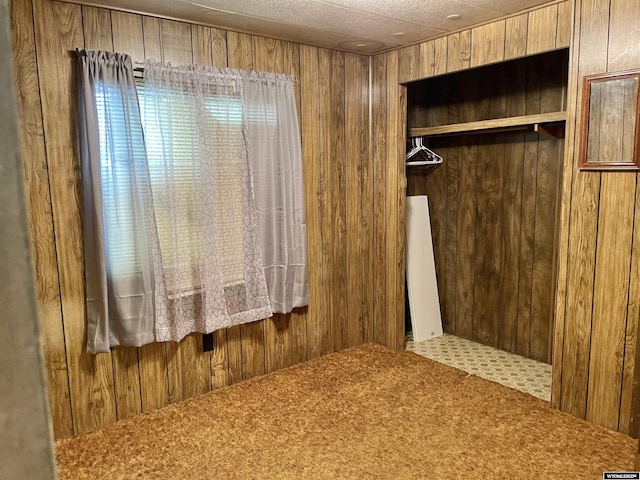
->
{"left": 137, "top": 83, "right": 247, "bottom": 294}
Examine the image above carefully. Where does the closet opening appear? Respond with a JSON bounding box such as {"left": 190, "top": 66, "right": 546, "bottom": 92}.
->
{"left": 404, "top": 49, "right": 570, "bottom": 402}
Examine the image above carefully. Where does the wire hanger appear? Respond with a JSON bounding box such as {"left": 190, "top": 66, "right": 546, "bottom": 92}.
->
{"left": 406, "top": 137, "right": 443, "bottom": 166}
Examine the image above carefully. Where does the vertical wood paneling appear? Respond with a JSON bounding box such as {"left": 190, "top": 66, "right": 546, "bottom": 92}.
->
{"left": 586, "top": 0, "right": 640, "bottom": 432}
{"left": 398, "top": 44, "right": 419, "bottom": 84}
{"left": 372, "top": 54, "right": 387, "bottom": 346}
{"left": 471, "top": 21, "right": 506, "bottom": 68}
{"left": 346, "top": 53, "right": 364, "bottom": 347}
{"left": 517, "top": 133, "right": 538, "bottom": 358}
{"left": 472, "top": 137, "right": 504, "bottom": 347}
{"left": 224, "top": 31, "right": 257, "bottom": 384}
{"left": 17, "top": 0, "right": 579, "bottom": 440}
{"left": 385, "top": 50, "right": 402, "bottom": 350}
{"left": 319, "top": 48, "right": 347, "bottom": 354}
{"left": 587, "top": 173, "right": 635, "bottom": 429}
{"left": 556, "top": 1, "right": 572, "bottom": 49}
{"left": 530, "top": 137, "right": 562, "bottom": 363}
{"left": 419, "top": 40, "right": 434, "bottom": 79}
{"left": 423, "top": 152, "right": 448, "bottom": 328}
{"left": 455, "top": 137, "right": 477, "bottom": 340}
{"left": 442, "top": 147, "right": 458, "bottom": 334}
{"left": 499, "top": 134, "right": 524, "bottom": 353}
{"left": 406, "top": 48, "right": 566, "bottom": 361}
{"left": 11, "top": 0, "right": 73, "bottom": 439}
{"left": 434, "top": 37, "right": 448, "bottom": 75}
{"left": 527, "top": 4, "right": 559, "bottom": 55}
{"left": 446, "top": 30, "right": 471, "bottom": 73}
{"left": 361, "top": 56, "right": 374, "bottom": 344}
{"left": 33, "top": 0, "right": 117, "bottom": 434}
{"left": 552, "top": 0, "right": 581, "bottom": 412}
{"left": 610, "top": 0, "right": 640, "bottom": 436}
{"left": 625, "top": 196, "right": 640, "bottom": 434}
{"left": 505, "top": 14, "right": 528, "bottom": 60}
{"left": 559, "top": 0, "right": 609, "bottom": 421}
{"left": 299, "top": 44, "right": 324, "bottom": 360}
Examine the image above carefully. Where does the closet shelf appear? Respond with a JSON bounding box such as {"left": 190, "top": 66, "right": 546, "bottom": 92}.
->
{"left": 408, "top": 111, "right": 567, "bottom": 138}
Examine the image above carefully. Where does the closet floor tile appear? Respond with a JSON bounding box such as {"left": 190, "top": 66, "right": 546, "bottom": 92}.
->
{"left": 405, "top": 333, "right": 552, "bottom": 401}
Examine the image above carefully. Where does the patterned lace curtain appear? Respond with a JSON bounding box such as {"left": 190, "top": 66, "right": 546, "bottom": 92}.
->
{"left": 142, "top": 61, "right": 272, "bottom": 343}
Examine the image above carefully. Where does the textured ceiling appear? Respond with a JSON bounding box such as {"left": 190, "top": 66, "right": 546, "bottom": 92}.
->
{"left": 72, "top": 0, "right": 556, "bottom": 54}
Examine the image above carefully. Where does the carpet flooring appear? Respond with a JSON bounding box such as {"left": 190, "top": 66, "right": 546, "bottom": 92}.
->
{"left": 56, "top": 344, "right": 636, "bottom": 479}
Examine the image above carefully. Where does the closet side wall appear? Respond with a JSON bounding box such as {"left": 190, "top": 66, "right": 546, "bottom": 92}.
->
{"left": 11, "top": 0, "right": 376, "bottom": 439}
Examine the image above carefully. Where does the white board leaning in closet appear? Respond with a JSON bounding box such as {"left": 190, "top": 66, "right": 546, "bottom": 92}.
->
{"left": 406, "top": 195, "right": 443, "bottom": 342}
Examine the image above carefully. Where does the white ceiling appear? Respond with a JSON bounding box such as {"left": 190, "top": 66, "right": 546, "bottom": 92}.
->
{"left": 74, "top": 0, "right": 555, "bottom": 54}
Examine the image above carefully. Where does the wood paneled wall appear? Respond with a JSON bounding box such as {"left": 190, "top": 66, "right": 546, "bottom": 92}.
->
{"left": 406, "top": 52, "right": 568, "bottom": 363}
{"left": 11, "top": 0, "right": 379, "bottom": 439}
{"left": 409, "top": 131, "right": 564, "bottom": 364}
{"left": 15, "top": 0, "right": 640, "bottom": 440}
{"left": 374, "top": 3, "right": 570, "bottom": 361}
{"left": 553, "top": 0, "right": 640, "bottom": 434}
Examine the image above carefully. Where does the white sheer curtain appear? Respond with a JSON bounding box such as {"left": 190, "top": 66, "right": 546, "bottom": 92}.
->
{"left": 143, "top": 61, "right": 273, "bottom": 343}
{"left": 77, "top": 51, "right": 163, "bottom": 353}
{"left": 242, "top": 72, "right": 309, "bottom": 313}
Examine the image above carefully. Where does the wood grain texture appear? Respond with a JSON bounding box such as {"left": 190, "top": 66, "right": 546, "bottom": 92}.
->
{"left": 517, "top": 133, "right": 538, "bottom": 358}
{"left": 625, "top": 192, "right": 640, "bottom": 435}
{"left": 345, "top": 53, "right": 364, "bottom": 347}
{"left": 361, "top": 56, "right": 374, "bottom": 344}
{"left": 11, "top": 0, "right": 73, "bottom": 439}
{"left": 319, "top": 48, "right": 348, "bottom": 353}
{"left": 552, "top": 0, "right": 582, "bottom": 411}
{"left": 419, "top": 40, "right": 435, "bottom": 79}
{"left": 471, "top": 20, "right": 506, "bottom": 68}
{"left": 384, "top": 51, "right": 400, "bottom": 349}
{"left": 505, "top": 14, "right": 528, "bottom": 60}
{"left": 527, "top": 4, "right": 559, "bottom": 55}
{"left": 499, "top": 133, "right": 524, "bottom": 353}
{"left": 587, "top": 173, "right": 635, "bottom": 430}
{"left": 398, "top": 44, "right": 419, "bottom": 84}
{"left": 530, "top": 136, "right": 562, "bottom": 363}
{"left": 556, "top": 1, "right": 572, "bottom": 49}
{"left": 372, "top": 54, "right": 387, "bottom": 347}
{"left": 16, "top": 1, "right": 379, "bottom": 437}
{"left": 559, "top": 0, "right": 610, "bottom": 422}
{"left": 299, "top": 44, "right": 324, "bottom": 360}
{"left": 455, "top": 137, "right": 477, "bottom": 340}
{"left": 33, "top": 0, "right": 117, "bottom": 434}
{"left": 434, "top": 36, "right": 448, "bottom": 76}
{"left": 446, "top": 30, "right": 471, "bottom": 73}
{"left": 385, "top": 50, "right": 401, "bottom": 351}
{"left": 609, "top": 0, "right": 640, "bottom": 436}
{"left": 405, "top": 49, "right": 567, "bottom": 361}
{"left": 472, "top": 136, "right": 504, "bottom": 347}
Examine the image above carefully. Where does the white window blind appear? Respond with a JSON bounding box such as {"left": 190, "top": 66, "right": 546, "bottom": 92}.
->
{"left": 137, "top": 84, "right": 247, "bottom": 293}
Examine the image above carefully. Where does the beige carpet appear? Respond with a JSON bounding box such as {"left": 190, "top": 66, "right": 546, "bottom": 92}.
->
{"left": 56, "top": 343, "right": 636, "bottom": 479}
